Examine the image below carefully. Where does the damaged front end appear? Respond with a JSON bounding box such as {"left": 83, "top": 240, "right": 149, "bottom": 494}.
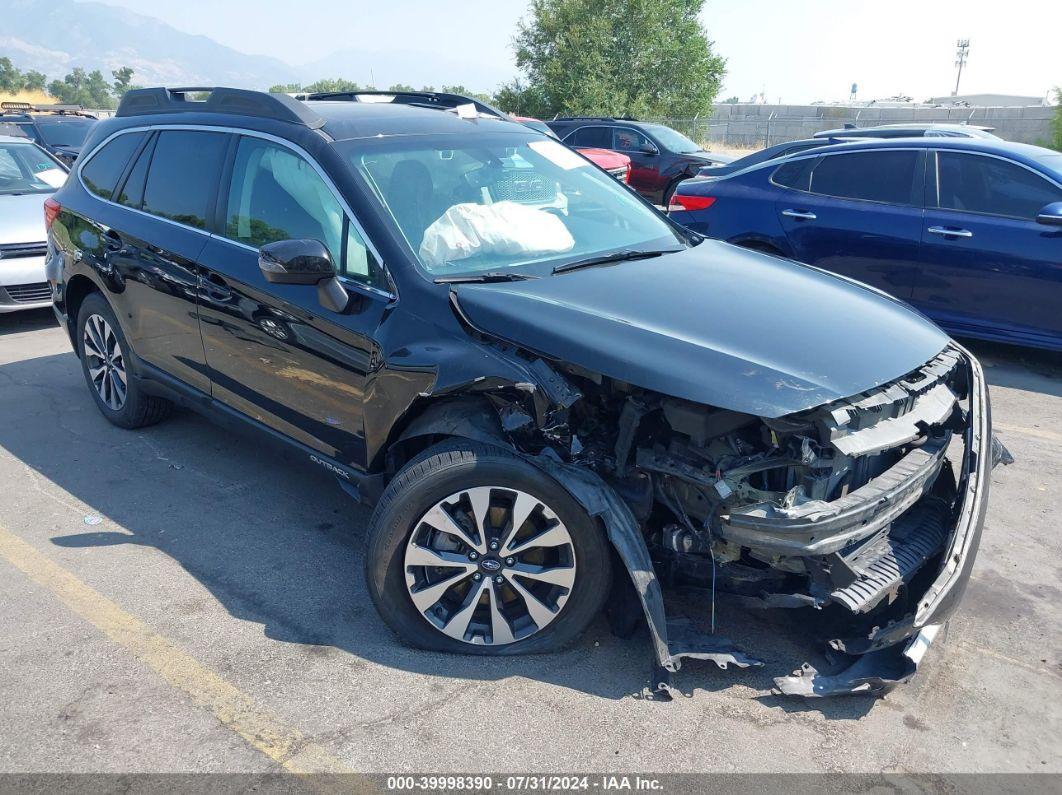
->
{"left": 484, "top": 342, "right": 1007, "bottom": 698}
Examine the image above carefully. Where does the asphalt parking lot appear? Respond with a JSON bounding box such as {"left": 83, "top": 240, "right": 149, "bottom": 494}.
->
{"left": 0, "top": 307, "right": 1059, "bottom": 776}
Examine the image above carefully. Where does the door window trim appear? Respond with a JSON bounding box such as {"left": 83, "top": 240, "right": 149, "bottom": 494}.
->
{"left": 767, "top": 147, "right": 926, "bottom": 208}
{"left": 928, "top": 149, "right": 1062, "bottom": 222}
{"left": 77, "top": 124, "right": 397, "bottom": 301}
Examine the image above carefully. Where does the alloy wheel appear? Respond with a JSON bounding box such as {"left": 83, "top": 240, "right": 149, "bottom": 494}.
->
{"left": 83, "top": 314, "right": 128, "bottom": 411}
{"left": 403, "top": 486, "right": 577, "bottom": 646}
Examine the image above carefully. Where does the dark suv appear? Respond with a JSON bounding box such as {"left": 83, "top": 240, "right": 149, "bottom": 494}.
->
{"left": 546, "top": 117, "right": 733, "bottom": 204}
{"left": 48, "top": 87, "right": 1004, "bottom": 697}
{"left": 0, "top": 102, "right": 98, "bottom": 166}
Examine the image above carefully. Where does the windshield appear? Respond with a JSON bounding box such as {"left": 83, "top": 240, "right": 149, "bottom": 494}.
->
{"left": 34, "top": 117, "right": 94, "bottom": 148}
{"left": 337, "top": 132, "right": 685, "bottom": 278}
{"left": 0, "top": 142, "right": 66, "bottom": 195}
{"left": 641, "top": 124, "right": 702, "bottom": 154}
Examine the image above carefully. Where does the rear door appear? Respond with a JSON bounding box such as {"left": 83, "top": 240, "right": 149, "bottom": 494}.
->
{"left": 195, "top": 133, "right": 392, "bottom": 468}
{"left": 774, "top": 149, "right": 925, "bottom": 298}
{"left": 913, "top": 150, "right": 1062, "bottom": 346}
{"left": 105, "top": 128, "right": 230, "bottom": 392}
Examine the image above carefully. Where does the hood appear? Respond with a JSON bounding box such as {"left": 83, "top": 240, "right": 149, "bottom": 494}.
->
{"left": 687, "top": 151, "right": 736, "bottom": 166}
{"left": 0, "top": 192, "right": 50, "bottom": 245}
{"left": 452, "top": 241, "right": 949, "bottom": 417}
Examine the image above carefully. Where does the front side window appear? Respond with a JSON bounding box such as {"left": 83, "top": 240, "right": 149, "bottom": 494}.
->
{"left": 937, "top": 152, "right": 1062, "bottom": 219}
{"left": 81, "top": 132, "right": 144, "bottom": 199}
{"left": 612, "top": 128, "right": 652, "bottom": 153}
{"left": 224, "top": 136, "right": 385, "bottom": 288}
{"left": 142, "top": 130, "right": 228, "bottom": 229}
{"left": 339, "top": 132, "right": 685, "bottom": 278}
{"left": 0, "top": 142, "right": 66, "bottom": 195}
{"left": 809, "top": 150, "right": 920, "bottom": 205}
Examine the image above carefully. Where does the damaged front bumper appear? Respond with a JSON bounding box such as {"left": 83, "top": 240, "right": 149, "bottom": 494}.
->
{"left": 535, "top": 344, "right": 1004, "bottom": 699}
{"left": 773, "top": 343, "right": 997, "bottom": 696}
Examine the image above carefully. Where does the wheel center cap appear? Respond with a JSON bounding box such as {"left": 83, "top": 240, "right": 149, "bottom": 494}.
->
{"left": 479, "top": 557, "right": 502, "bottom": 573}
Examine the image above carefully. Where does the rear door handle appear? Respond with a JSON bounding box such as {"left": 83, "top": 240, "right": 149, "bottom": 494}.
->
{"left": 927, "top": 226, "right": 973, "bottom": 238}
{"left": 781, "top": 209, "right": 817, "bottom": 221}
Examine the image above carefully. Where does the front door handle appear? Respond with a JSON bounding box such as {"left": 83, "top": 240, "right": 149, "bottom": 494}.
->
{"left": 201, "top": 273, "right": 232, "bottom": 301}
{"left": 781, "top": 209, "right": 817, "bottom": 221}
{"left": 927, "top": 226, "right": 973, "bottom": 238}
{"left": 102, "top": 229, "right": 123, "bottom": 251}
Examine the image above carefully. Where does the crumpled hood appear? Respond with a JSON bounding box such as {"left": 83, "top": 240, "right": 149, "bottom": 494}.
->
{"left": 0, "top": 192, "right": 50, "bottom": 245}
{"left": 452, "top": 240, "right": 949, "bottom": 417}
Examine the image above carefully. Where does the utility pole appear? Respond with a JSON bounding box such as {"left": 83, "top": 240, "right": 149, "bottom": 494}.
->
{"left": 952, "top": 39, "right": 970, "bottom": 97}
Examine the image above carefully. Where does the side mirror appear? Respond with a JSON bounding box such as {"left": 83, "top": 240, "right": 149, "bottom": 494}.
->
{"left": 639, "top": 144, "right": 659, "bottom": 156}
{"left": 1036, "top": 201, "right": 1062, "bottom": 227}
{"left": 258, "top": 239, "right": 349, "bottom": 313}
{"left": 258, "top": 239, "right": 336, "bottom": 284}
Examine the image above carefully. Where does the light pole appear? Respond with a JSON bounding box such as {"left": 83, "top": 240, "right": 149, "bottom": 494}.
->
{"left": 953, "top": 39, "right": 970, "bottom": 97}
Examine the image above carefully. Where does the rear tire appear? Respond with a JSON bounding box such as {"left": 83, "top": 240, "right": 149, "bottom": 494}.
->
{"left": 365, "top": 439, "right": 612, "bottom": 654}
{"left": 76, "top": 292, "right": 172, "bottom": 429}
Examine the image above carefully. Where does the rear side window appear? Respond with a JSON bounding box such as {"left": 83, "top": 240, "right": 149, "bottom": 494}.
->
{"left": 142, "top": 131, "right": 228, "bottom": 229}
{"left": 772, "top": 158, "right": 815, "bottom": 191}
{"left": 568, "top": 127, "right": 611, "bottom": 148}
{"left": 81, "top": 132, "right": 145, "bottom": 199}
{"left": 809, "top": 151, "right": 920, "bottom": 205}
{"left": 937, "top": 152, "right": 1062, "bottom": 219}
{"left": 116, "top": 134, "right": 155, "bottom": 209}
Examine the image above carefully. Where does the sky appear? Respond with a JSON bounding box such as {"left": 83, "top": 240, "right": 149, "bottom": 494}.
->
{"left": 95, "top": 0, "right": 1060, "bottom": 103}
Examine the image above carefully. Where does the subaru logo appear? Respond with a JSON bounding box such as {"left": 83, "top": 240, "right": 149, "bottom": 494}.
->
{"left": 480, "top": 558, "right": 502, "bottom": 572}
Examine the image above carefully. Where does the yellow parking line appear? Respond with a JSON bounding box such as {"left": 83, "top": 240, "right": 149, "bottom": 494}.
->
{"left": 0, "top": 524, "right": 357, "bottom": 777}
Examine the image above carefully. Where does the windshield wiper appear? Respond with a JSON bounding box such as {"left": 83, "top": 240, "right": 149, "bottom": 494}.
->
{"left": 552, "top": 249, "right": 669, "bottom": 275}
{"left": 434, "top": 271, "right": 539, "bottom": 284}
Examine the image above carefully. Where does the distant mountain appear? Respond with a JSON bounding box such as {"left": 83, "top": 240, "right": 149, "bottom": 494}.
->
{"left": 2, "top": 0, "right": 297, "bottom": 88}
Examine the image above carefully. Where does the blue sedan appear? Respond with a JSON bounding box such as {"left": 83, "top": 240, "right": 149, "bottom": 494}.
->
{"left": 669, "top": 138, "right": 1062, "bottom": 351}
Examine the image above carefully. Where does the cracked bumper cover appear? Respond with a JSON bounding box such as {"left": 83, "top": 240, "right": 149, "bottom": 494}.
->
{"left": 774, "top": 345, "right": 997, "bottom": 697}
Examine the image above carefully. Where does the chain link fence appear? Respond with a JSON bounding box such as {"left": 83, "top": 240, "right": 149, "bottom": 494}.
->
{"left": 650, "top": 105, "right": 1057, "bottom": 151}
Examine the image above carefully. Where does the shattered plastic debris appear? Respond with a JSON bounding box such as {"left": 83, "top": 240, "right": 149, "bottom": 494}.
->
{"left": 83, "top": 515, "right": 102, "bottom": 526}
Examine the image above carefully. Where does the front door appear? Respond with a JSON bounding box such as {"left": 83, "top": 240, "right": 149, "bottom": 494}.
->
{"left": 775, "top": 149, "right": 925, "bottom": 299}
{"left": 611, "top": 127, "right": 664, "bottom": 200}
{"left": 913, "top": 150, "right": 1062, "bottom": 347}
{"left": 195, "top": 134, "right": 392, "bottom": 469}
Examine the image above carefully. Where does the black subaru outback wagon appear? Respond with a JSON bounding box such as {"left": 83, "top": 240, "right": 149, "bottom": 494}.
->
{"left": 47, "top": 87, "right": 1004, "bottom": 697}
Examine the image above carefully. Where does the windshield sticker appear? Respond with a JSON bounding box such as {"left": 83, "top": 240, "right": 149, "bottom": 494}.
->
{"left": 529, "top": 139, "right": 590, "bottom": 170}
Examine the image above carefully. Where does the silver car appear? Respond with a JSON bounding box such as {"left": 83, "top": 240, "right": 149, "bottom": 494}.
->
{"left": 0, "top": 135, "right": 67, "bottom": 313}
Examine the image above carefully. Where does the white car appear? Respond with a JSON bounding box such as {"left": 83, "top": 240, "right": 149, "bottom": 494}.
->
{"left": 0, "top": 135, "right": 67, "bottom": 313}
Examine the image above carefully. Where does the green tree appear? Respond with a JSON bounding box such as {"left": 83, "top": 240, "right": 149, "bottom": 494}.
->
{"left": 23, "top": 70, "right": 47, "bottom": 92}
{"left": 496, "top": 0, "right": 725, "bottom": 118}
{"left": 722, "top": 96, "right": 740, "bottom": 104}
{"left": 388, "top": 83, "right": 416, "bottom": 92}
{"left": 1052, "top": 87, "right": 1062, "bottom": 152}
{"left": 440, "top": 84, "right": 495, "bottom": 105}
{"left": 0, "top": 57, "right": 22, "bottom": 92}
{"left": 48, "top": 68, "right": 116, "bottom": 108}
{"left": 112, "top": 66, "right": 135, "bottom": 95}
{"left": 269, "top": 83, "right": 304, "bottom": 93}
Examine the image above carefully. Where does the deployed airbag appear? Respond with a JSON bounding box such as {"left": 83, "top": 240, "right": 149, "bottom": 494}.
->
{"left": 420, "top": 201, "right": 574, "bottom": 268}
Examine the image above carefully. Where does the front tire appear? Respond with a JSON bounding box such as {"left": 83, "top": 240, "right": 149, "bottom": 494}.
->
{"left": 76, "top": 293, "right": 172, "bottom": 429}
{"left": 365, "top": 440, "right": 612, "bottom": 654}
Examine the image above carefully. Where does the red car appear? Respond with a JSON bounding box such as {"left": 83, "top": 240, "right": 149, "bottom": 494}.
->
{"left": 513, "top": 116, "right": 630, "bottom": 183}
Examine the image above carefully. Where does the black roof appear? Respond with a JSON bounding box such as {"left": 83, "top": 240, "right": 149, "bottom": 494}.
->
{"left": 110, "top": 86, "right": 528, "bottom": 142}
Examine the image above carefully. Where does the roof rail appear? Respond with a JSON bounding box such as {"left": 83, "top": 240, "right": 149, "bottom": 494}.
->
{"left": 1, "top": 101, "right": 96, "bottom": 117}
{"left": 116, "top": 87, "right": 325, "bottom": 129}
{"left": 304, "top": 90, "right": 508, "bottom": 120}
